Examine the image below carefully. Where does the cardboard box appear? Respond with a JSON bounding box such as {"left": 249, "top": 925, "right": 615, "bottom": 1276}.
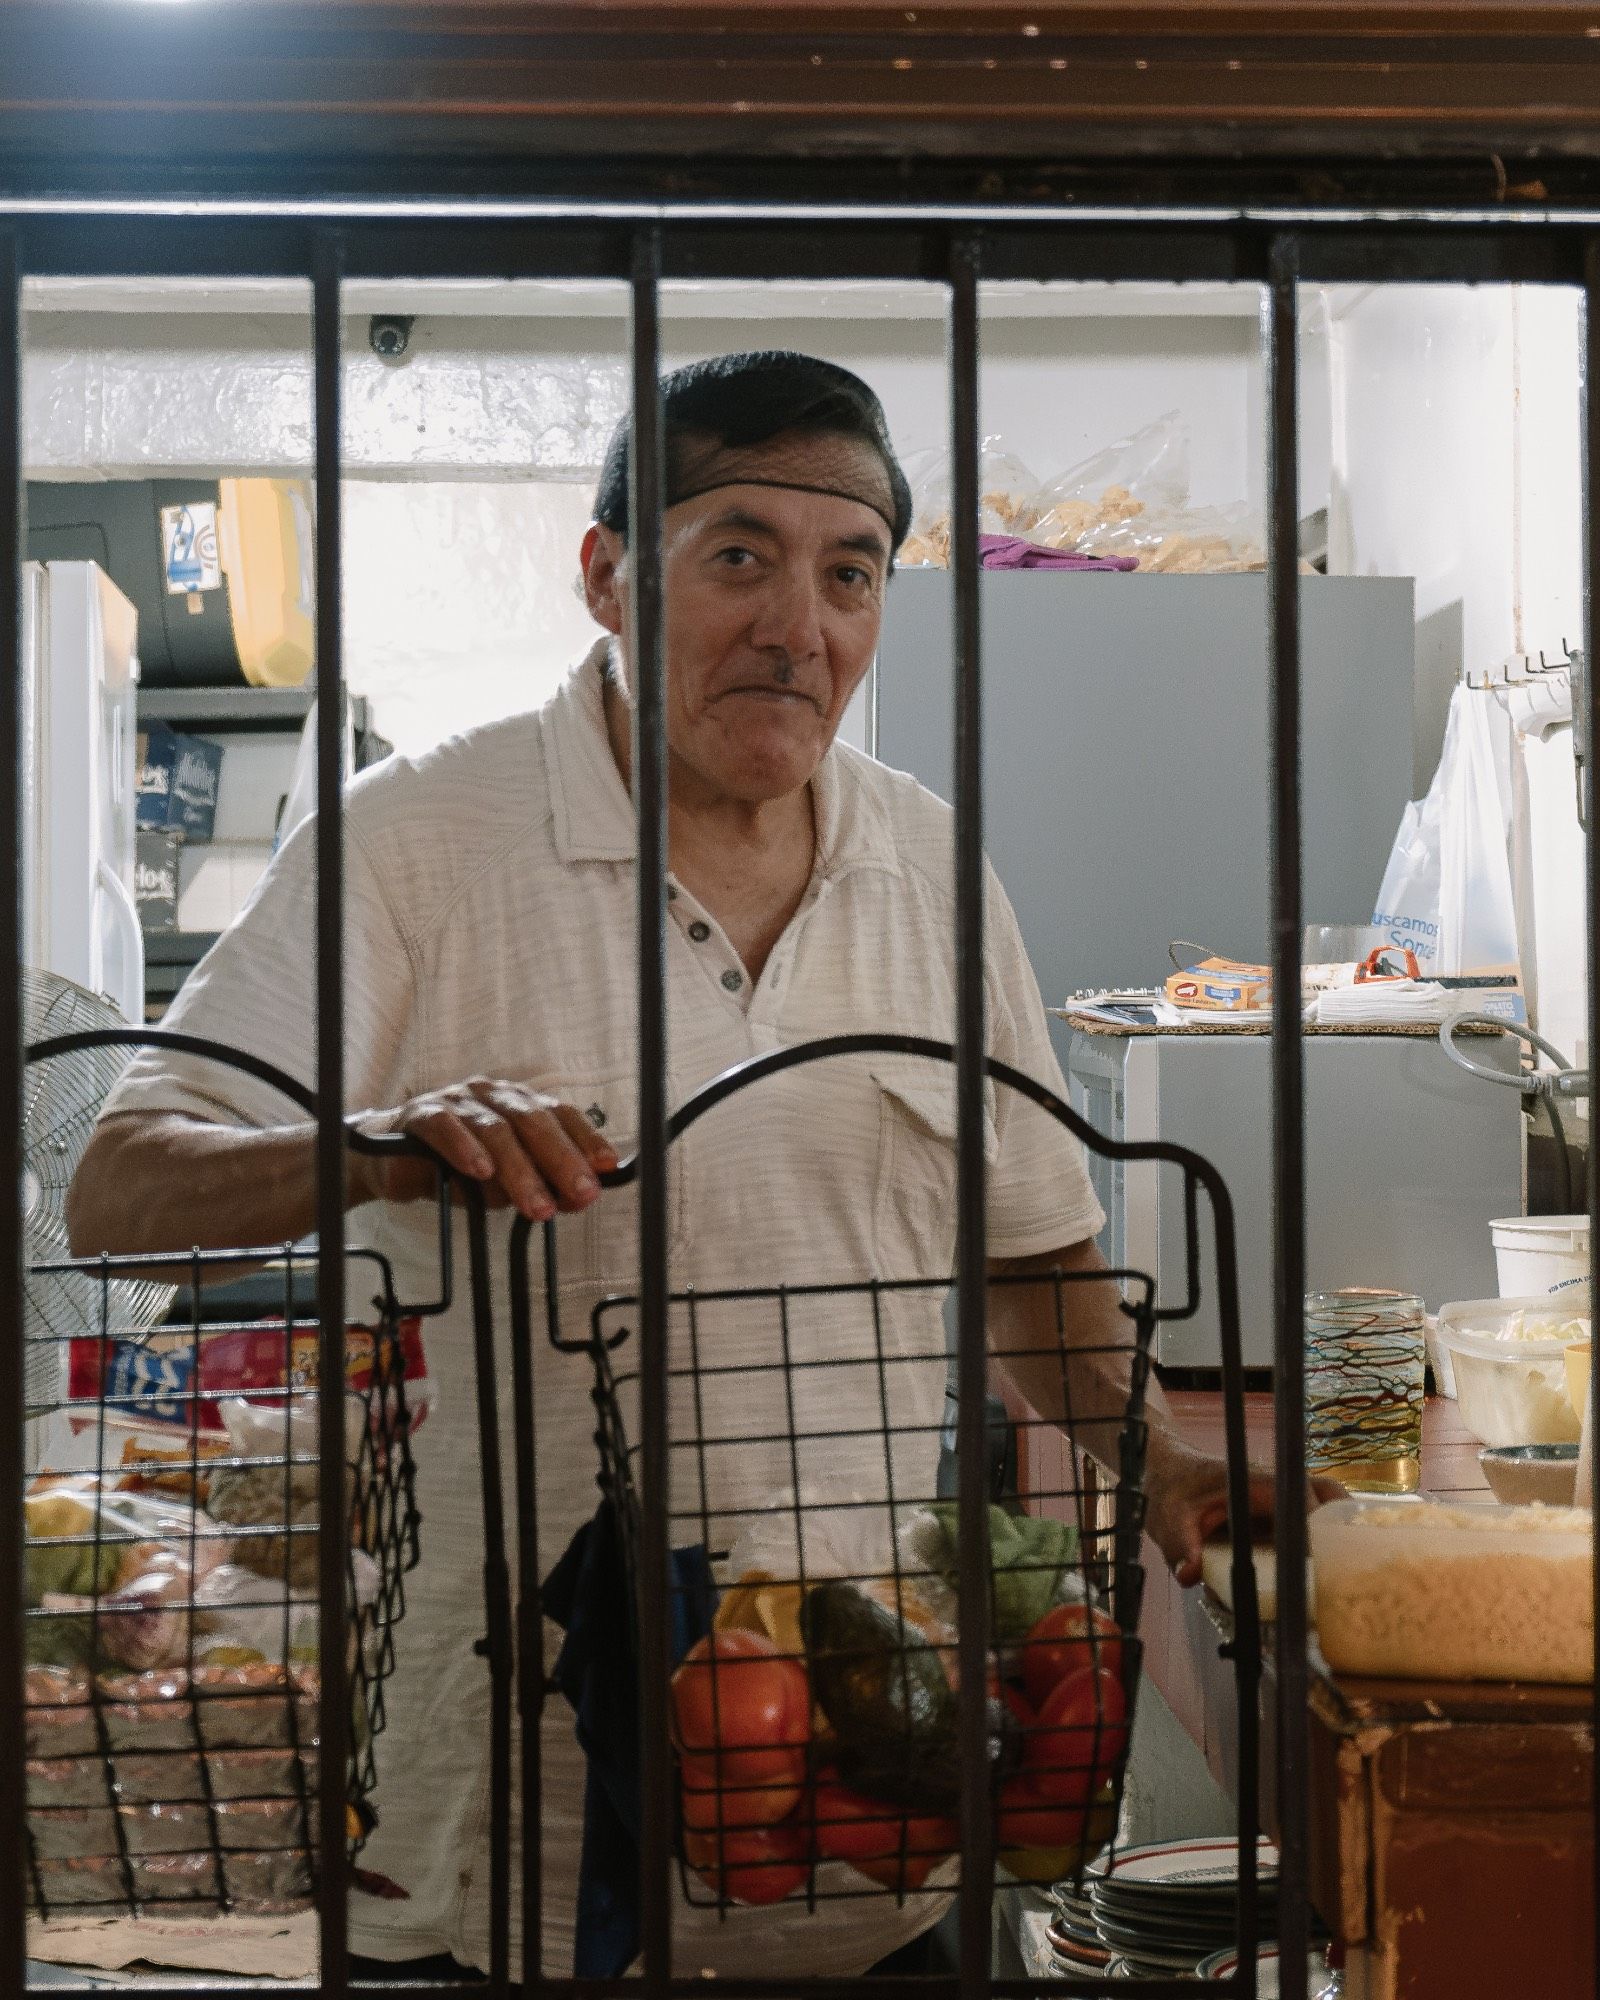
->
{"left": 1165, "top": 957, "right": 1272, "bottom": 1012}
{"left": 136, "top": 723, "right": 223, "bottom": 839}
{"left": 134, "top": 829, "right": 182, "bottom": 933}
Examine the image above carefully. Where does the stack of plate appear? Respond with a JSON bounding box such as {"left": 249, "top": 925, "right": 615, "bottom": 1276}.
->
{"left": 1046, "top": 1878, "right": 1123, "bottom": 1979}
{"left": 1079, "top": 1836, "right": 1280, "bottom": 1979}
{"left": 1198, "top": 1943, "right": 1338, "bottom": 1996}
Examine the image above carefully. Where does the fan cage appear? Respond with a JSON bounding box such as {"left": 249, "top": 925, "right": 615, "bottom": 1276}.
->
{"left": 23, "top": 972, "right": 173, "bottom": 1409}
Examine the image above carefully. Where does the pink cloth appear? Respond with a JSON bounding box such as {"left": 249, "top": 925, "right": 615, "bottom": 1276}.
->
{"left": 978, "top": 533, "right": 1138, "bottom": 572}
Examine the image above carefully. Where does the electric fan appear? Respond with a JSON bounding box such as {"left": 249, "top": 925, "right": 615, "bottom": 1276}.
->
{"left": 23, "top": 969, "right": 173, "bottom": 1413}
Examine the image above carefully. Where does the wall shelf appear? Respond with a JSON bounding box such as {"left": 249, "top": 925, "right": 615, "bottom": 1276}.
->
{"left": 137, "top": 685, "right": 372, "bottom": 738}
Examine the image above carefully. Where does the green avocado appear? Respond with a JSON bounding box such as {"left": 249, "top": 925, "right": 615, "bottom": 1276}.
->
{"left": 801, "top": 1580, "right": 955, "bottom": 1803}
{"left": 802, "top": 1581, "right": 1026, "bottom": 1810}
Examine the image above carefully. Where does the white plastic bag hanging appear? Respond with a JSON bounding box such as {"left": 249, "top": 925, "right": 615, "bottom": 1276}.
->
{"left": 1372, "top": 682, "right": 1519, "bottom": 975}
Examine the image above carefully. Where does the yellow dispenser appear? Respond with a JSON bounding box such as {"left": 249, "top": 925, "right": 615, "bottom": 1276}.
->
{"left": 217, "top": 477, "right": 315, "bottom": 688}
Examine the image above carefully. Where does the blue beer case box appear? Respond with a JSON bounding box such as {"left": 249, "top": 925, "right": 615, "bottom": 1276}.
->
{"left": 136, "top": 722, "right": 223, "bottom": 840}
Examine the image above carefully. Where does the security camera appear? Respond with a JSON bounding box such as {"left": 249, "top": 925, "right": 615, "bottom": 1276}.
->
{"left": 368, "top": 315, "right": 414, "bottom": 361}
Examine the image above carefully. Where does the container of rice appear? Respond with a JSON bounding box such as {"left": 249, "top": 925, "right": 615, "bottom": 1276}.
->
{"left": 1310, "top": 1496, "right": 1593, "bottom": 1684}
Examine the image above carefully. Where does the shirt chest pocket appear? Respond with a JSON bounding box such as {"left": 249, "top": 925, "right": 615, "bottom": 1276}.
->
{"left": 872, "top": 1058, "right": 999, "bottom": 1280}
{"left": 531, "top": 1067, "right": 692, "bottom": 1318}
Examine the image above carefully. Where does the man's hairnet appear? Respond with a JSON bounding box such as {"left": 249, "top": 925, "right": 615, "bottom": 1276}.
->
{"left": 593, "top": 350, "right": 912, "bottom": 554}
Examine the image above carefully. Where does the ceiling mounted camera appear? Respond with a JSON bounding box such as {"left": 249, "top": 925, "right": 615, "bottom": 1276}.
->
{"left": 368, "top": 314, "right": 415, "bottom": 361}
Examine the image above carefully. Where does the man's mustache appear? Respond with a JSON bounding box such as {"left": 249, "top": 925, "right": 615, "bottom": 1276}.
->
{"left": 711, "top": 655, "right": 822, "bottom": 707}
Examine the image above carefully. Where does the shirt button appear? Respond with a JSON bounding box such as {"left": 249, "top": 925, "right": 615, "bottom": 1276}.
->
{"left": 721, "top": 968, "right": 744, "bottom": 993}
{"left": 586, "top": 1104, "right": 607, "bottom": 1129}
{"left": 688, "top": 920, "right": 712, "bottom": 943}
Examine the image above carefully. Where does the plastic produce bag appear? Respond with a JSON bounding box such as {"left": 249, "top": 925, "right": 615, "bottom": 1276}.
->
{"left": 899, "top": 438, "right": 1042, "bottom": 567}
{"left": 899, "top": 413, "right": 1265, "bottom": 574}
{"left": 1032, "top": 416, "right": 1265, "bottom": 571}
{"left": 1030, "top": 411, "right": 1189, "bottom": 543}
{"left": 1373, "top": 683, "right": 1519, "bottom": 975}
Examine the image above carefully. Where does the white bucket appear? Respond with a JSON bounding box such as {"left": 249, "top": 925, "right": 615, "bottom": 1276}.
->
{"left": 1490, "top": 1215, "right": 1591, "bottom": 1299}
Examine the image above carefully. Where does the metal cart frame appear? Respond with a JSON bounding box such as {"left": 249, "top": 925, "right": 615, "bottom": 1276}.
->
{"left": 2, "top": 95, "right": 1600, "bottom": 2000}
{"left": 507, "top": 1030, "right": 1256, "bottom": 1987}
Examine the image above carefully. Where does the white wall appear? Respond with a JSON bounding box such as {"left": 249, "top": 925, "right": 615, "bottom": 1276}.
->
{"left": 343, "top": 480, "right": 601, "bottom": 756}
{"left": 1329, "top": 283, "right": 1586, "bottom": 1070}
{"left": 334, "top": 304, "right": 1294, "bottom": 756}
{"left": 24, "top": 282, "right": 1338, "bottom": 768}
{"left": 1328, "top": 284, "right": 1582, "bottom": 781}
{"left": 660, "top": 308, "right": 1268, "bottom": 513}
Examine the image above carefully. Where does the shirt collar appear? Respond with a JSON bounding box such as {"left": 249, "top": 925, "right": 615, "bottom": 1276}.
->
{"left": 541, "top": 639, "right": 639, "bottom": 864}
{"left": 542, "top": 637, "right": 901, "bottom": 884}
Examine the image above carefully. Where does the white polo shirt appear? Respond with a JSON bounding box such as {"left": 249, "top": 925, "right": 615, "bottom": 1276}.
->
{"left": 108, "top": 639, "right": 1103, "bottom": 1978}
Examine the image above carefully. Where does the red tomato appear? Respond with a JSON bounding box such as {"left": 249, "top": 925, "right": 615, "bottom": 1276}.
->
{"left": 679, "top": 1756, "right": 803, "bottom": 1831}
{"left": 1023, "top": 1667, "right": 1128, "bottom": 1804}
{"left": 1019, "top": 1604, "right": 1124, "bottom": 1709}
{"left": 806, "top": 1779, "right": 956, "bottom": 1890}
{"left": 668, "top": 1632, "right": 808, "bottom": 1776}
{"left": 996, "top": 1776, "right": 1088, "bottom": 1855}
{"left": 855, "top": 1848, "right": 942, "bottom": 1893}
{"left": 682, "top": 1822, "right": 808, "bottom": 1905}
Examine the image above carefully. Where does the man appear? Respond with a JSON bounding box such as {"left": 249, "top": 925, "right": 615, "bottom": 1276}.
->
{"left": 70, "top": 351, "right": 1290, "bottom": 1983}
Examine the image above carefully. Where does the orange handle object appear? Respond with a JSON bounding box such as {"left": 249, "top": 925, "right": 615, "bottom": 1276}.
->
{"left": 1355, "top": 946, "right": 1421, "bottom": 983}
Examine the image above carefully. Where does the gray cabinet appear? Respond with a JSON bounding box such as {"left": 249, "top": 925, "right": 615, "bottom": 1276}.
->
{"left": 1066, "top": 1029, "right": 1522, "bottom": 1368}
{"left": 873, "top": 572, "right": 1417, "bottom": 1045}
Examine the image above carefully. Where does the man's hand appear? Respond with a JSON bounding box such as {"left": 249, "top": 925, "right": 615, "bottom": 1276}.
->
{"left": 348, "top": 1078, "right": 618, "bottom": 1221}
{"left": 1143, "top": 1434, "right": 1346, "bottom": 1588}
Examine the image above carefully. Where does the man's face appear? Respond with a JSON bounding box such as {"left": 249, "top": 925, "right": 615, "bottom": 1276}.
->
{"left": 582, "top": 441, "right": 893, "bottom": 804}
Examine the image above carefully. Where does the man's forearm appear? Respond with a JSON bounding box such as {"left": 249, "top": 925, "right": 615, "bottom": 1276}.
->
{"left": 987, "top": 1238, "right": 1192, "bottom": 1483}
{"left": 66, "top": 1112, "right": 336, "bottom": 1259}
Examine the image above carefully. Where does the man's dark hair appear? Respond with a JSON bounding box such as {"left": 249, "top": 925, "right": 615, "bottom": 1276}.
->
{"left": 593, "top": 349, "right": 912, "bottom": 553}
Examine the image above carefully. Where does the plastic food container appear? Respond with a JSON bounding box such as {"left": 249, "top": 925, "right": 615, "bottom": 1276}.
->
{"left": 1432, "top": 1297, "right": 1590, "bottom": 1447}
{"left": 1311, "top": 1496, "right": 1593, "bottom": 1684}
{"left": 1490, "top": 1214, "right": 1590, "bottom": 1299}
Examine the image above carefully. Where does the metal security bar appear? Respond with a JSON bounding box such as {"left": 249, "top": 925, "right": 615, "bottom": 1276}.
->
{"left": 312, "top": 230, "right": 353, "bottom": 2000}
{"left": 2, "top": 201, "right": 1599, "bottom": 2000}
{"left": 1588, "top": 239, "right": 1600, "bottom": 2000}
{"left": 1263, "top": 242, "right": 1309, "bottom": 1998}
{"left": 630, "top": 222, "right": 673, "bottom": 2000}
{"left": 2, "top": 218, "right": 26, "bottom": 2000}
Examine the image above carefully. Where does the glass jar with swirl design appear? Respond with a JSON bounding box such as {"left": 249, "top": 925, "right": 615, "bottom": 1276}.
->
{"left": 1305, "top": 1288, "right": 1425, "bottom": 1495}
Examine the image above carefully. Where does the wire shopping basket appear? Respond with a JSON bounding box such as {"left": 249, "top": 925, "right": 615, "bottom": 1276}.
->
{"left": 514, "top": 1033, "right": 1257, "bottom": 1933}
{"left": 19, "top": 1030, "right": 451, "bottom": 1923}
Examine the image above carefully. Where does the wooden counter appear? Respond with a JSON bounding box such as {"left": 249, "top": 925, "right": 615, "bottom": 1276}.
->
{"left": 1138, "top": 1393, "right": 1595, "bottom": 2000}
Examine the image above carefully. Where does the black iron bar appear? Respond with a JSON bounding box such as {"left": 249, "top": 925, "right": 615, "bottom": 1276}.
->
{"left": 312, "top": 229, "right": 353, "bottom": 2000}
{"left": 1583, "top": 232, "right": 1600, "bottom": 1995}
{"left": 464, "top": 1185, "right": 513, "bottom": 2000}
{"left": 0, "top": 222, "right": 24, "bottom": 2000}
{"left": 509, "top": 1218, "right": 546, "bottom": 1980}
{"left": 1210, "top": 1176, "right": 1263, "bottom": 1984}
{"left": 8, "top": 190, "right": 1560, "bottom": 2000}
{"left": 947, "top": 225, "right": 995, "bottom": 2000}
{"left": 628, "top": 221, "right": 672, "bottom": 2000}
{"left": 1265, "top": 235, "right": 1309, "bottom": 2000}
{"left": 7, "top": 202, "right": 1600, "bottom": 292}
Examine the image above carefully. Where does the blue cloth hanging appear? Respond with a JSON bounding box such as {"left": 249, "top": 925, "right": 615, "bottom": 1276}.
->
{"left": 543, "top": 1499, "right": 717, "bottom": 1979}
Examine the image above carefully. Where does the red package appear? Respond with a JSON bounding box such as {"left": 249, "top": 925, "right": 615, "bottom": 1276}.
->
{"left": 66, "top": 1317, "right": 432, "bottom": 1436}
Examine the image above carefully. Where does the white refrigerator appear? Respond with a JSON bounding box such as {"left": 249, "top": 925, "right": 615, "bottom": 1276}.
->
{"left": 21, "top": 559, "right": 144, "bottom": 1025}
